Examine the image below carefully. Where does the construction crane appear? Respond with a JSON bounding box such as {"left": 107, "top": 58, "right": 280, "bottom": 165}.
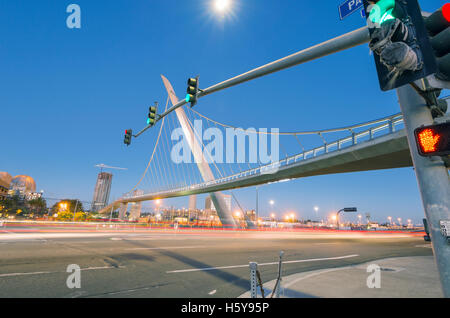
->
{"left": 95, "top": 164, "right": 128, "bottom": 172}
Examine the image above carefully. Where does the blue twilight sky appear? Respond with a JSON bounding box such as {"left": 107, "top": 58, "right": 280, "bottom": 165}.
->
{"left": 0, "top": 0, "right": 447, "bottom": 224}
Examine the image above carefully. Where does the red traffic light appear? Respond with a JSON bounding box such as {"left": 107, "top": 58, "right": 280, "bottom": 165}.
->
{"left": 414, "top": 122, "right": 450, "bottom": 157}
{"left": 443, "top": 3, "right": 450, "bottom": 23}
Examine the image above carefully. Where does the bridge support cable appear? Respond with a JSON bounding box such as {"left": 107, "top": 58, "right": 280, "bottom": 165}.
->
{"left": 163, "top": 114, "right": 178, "bottom": 190}
{"left": 104, "top": 107, "right": 410, "bottom": 215}
{"left": 231, "top": 192, "right": 257, "bottom": 229}
{"left": 184, "top": 108, "right": 256, "bottom": 229}
{"left": 170, "top": 112, "right": 189, "bottom": 189}
{"left": 128, "top": 97, "right": 170, "bottom": 194}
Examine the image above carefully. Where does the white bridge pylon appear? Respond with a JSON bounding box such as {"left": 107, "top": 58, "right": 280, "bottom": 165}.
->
{"left": 161, "top": 75, "right": 238, "bottom": 228}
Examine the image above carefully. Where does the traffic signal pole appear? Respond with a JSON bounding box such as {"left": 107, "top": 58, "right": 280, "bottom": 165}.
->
{"left": 397, "top": 83, "right": 450, "bottom": 297}
{"left": 133, "top": 26, "right": 371, "bottom": 138}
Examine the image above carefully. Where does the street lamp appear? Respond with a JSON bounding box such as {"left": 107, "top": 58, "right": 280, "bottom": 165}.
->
{"left": 336, "top": 207, "right": 357, "bottom": 230}
{"left": 331, "top": 214, "right": 337, "bottom": 227}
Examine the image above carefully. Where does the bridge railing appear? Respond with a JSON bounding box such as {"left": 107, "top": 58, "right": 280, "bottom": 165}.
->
{"left": 190, "top": 114, "right": 405, "bottom": 189}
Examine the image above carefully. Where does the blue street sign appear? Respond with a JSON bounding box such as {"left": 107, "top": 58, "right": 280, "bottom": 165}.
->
{"left": 338, "top": 0, "right": 364, "bottom": 20}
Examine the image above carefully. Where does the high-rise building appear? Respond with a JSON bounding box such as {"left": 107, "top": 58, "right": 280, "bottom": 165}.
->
{"left": 91, "top": 172, "right": 113, "bottom": 212}
{"left": 188, "top": 195, "right": 197, "bottom": 211}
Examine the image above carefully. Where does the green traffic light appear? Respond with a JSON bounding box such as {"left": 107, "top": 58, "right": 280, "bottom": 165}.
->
{"left": 369, "top": 0, "right": 396, "bottom": 25}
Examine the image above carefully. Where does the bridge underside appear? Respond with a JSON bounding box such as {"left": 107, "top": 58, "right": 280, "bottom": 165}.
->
{"left": 99, "top": 130, "right": 412, "bottom": 213}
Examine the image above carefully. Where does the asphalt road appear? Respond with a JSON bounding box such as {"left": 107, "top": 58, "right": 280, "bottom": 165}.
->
{"left": 0, "top": 227, "right": 433, "bottom": 298}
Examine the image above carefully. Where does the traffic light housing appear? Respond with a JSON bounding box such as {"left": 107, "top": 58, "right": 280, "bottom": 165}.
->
{"left": 124, "top": 129, "right": 132, "bottom": 146}
{"left": 363, "top": 0, "right": 438, "bottom": 91}
{"left": 414, "top": 122, "right": 450, "bottom": 157}
{"left": 147, "top": 103, "right": 158, "bottom": 126}
{"left": 424, "top": 3, "right": 450, "bottom": 82}
{"left": 186, "top": 77, "right": 199, "bottom": 107}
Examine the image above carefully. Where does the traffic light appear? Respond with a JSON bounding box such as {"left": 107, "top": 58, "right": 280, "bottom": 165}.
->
{"left": 186, "top": 77, "right": 199, "bottom": 107}
{"left": 424, "top": 3, "right": 450, "bottom": 82}
{"left": 363, "top": 0, "right": 438, "bottom": 91}
{"left": 147, "top": 103, "right": 158, "bottom": 126}
{"left": 124, "top": 129, "right": 132, "bottom": 146}
{"left": 414, "top": 122, "right": 450, "bottom": 157}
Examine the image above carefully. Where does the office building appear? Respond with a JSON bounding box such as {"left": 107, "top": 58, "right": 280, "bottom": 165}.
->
{"left": 91, "top": 172, "right": 113, "bottom": 212}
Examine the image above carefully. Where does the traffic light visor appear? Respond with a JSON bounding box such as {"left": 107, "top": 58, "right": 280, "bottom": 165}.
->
{"left": 187, "top": 78, "right": 197, "bottom": 86}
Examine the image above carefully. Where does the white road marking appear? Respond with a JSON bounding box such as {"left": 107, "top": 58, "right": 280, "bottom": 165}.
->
{"left": 416, "top": 244, "right": 432, "bottom": 248}
{"left": 314, "top": 243, "right": 340, "bottom": 245}
{"left": 0, "top": 266, "right": 124, "bottom": 278}
{"left": 125, "top": 245, "right": 208, "bottom": 251}
{"left": 208, "top": 290, "right": 217, "bottom": 295}
{"left": 0, "top": 233, "right": 121, "bottom": 241}
{"left": 283, "top": 268, "right": 349, "bottom": 289}
{"left": 0, "top": 271, "right": 52, "bottom": 278}
{"left": 167, "top": 254, "right": 359, "bottom": 273}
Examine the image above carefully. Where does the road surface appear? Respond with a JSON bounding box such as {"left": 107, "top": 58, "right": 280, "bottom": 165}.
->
{"left": 0, "top": 226, "right": 432, "bottom": 298}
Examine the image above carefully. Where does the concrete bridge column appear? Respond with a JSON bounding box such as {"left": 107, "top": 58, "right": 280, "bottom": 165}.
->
{"left": 118, "top": 203, "right": 128, "bottom": 221}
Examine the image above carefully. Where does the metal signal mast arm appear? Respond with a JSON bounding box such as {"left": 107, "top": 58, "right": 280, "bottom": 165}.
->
{"left": 133, "top": 26, "right": 370, "bottom": 138}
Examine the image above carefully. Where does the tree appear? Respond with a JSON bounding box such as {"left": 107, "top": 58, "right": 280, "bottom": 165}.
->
{"left": 27, "top": 197, "right": 47, "bottom": 216}
{"left": 51, "top": 199, "right": 84, "bottom": 215}
{"left": 2, "top": 195, "right": 26, "bottom": 216}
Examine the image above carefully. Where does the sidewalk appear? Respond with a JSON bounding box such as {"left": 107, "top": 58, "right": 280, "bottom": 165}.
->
{"left": 239, "top": 256, "right": 443, "bottom": 298}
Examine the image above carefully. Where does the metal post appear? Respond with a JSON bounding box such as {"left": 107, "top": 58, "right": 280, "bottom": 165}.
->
{"left": 256, "top": 186, "right": 259, "bottom": 224}
{"left": 396, "top": 84, "right": 450, "bottom": 297}
{"left": 109, "top": 205, "right": 114, "bottom": 223}
{"left": 274, "top": 251, "right": 284, "bottom": 298}
{"left": 336, "top": 209, "right": 344, "bottom": 230}
{"left": 249, "top": 262, "right": 258, "bottom": 299}
{"left": 72, "top": 201, "right": 78, "bottom": 222}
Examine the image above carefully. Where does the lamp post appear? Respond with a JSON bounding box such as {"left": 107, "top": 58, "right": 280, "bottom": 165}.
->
{"left": 269, "top": 200, "right": 275, "bottom": 218}
{"left": 336, "top": 207, "right": 358, "bottom": 230}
